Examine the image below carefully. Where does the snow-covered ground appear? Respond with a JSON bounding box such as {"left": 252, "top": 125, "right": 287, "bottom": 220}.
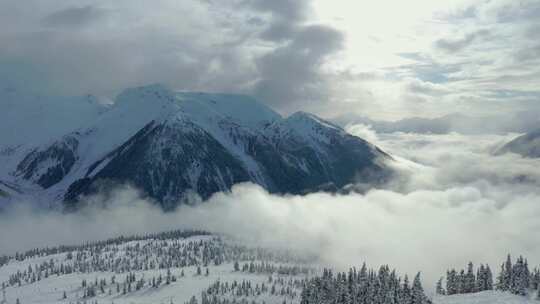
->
{"left": 0, "top": 233, "right": 309, "bottom": 304}
{"left": 2, "top": 263, "right": 285, "bottom": 304}
{"left": 0, "top": 232, "right": 535, "bottom": 304}
{"left": 434, "top": 290, "right": 536, "bottom": 303}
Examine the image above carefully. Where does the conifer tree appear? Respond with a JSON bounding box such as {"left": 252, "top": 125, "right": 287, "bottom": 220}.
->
{"left": 411, "top": 273, "right": 426, "bottom": 304}
{"left": 464, "top": 262, "right": 476, "bottom": 293}
{"left": 486, "top": 265, "right": 494, "bottom": 290}
{"left": 504, "top": 255, "right": 513, "bottom": 291}
{"left": 436, "top": 278, "right": 445, "bottom": 295}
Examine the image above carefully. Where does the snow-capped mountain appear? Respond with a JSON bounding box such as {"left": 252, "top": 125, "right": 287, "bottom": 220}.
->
{"left": 0, "top": 84, "right": 391, "bottom": 210}
{"left": 497, "top": 129, "right": 540, "bottom": 158}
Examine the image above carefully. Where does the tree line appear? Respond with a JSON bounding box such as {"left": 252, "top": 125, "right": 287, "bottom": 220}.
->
{"left": 437, "top": 254, "right": 540, "bottom": 300}
{"left": 300, "top": 264, "right": 432, "bottom": 304}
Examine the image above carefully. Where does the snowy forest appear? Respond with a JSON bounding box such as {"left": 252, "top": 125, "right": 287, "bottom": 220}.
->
{"left": 436, "top": 255, "right": 540, "bottom": 301}
{"left": 1, "top": 229, "right": 538, "bottom": 304}
{"left": 300, "top": 266, "right": 431, "bottom": 304}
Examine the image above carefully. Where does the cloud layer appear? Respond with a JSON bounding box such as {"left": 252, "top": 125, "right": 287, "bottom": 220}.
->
{"left": 0, "top": 0, "right": 342, "bottom": 114}
{"left": 1, "top": 0, "right": 539, "bottom": 122}
{"left": 1, "top": 130, "right": 539, "bottom": 286}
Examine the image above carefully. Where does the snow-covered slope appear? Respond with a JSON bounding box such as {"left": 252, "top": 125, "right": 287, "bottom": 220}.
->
{"left": 0, "top": 84, "right": 391, "bottom": 209}
{"left": 0, "top": 88, "right": 110, "bottom": 207}
{"left": 0, "top": 230, "right": 533, "bottom": 304}
{"left": 498, "top": 129, "right": 540, "bottom": 158}
{"left": 0, "top": 232, "right": 312, "bottom": 304}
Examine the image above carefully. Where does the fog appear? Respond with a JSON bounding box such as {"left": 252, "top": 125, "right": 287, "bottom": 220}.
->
{"left": 1, "top": 130, "right": 540, "bottom": 285}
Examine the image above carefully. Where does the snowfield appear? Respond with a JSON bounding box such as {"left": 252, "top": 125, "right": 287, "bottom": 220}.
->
{"left": 0, "top": 233, "right": 311, "bottom": 304}
{"left": 2, "top": 263, "right": 282, "bottom": 304}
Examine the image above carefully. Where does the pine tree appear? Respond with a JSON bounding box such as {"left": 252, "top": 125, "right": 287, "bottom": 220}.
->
{"left": 446, "top": 269, "right": 457, "bottom": 295}
{"left": 465, "top": 262, "right": 476, "bottom": 293}
{"left": 400, "top": 274, "right": 411, "bottom": 303}
{"left": 436, "top": 277, "right": 445, "bottom": 295}
{"left": 496, "top": 264, "right": 506, "bottom": 291}
{"left": 512, "top": 256, "right": 528, "bottom": 296}
{"left": 476, "top": 265, "right": 484, "bottom": 292}
{"left": 457, "top": 270, "right": 465, "bottom": 294}
{"left": 486, "top": 265, "right": 493, "bottom": 290}
{"left": 411, "top": 273, "right": 426, "bottom": 304}
{"left": 504, "top": 255, "right": 513, "bottom": 291}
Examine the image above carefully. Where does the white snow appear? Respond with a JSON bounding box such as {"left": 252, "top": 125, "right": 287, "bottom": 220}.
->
{"left": 0, "top": 235, "right": 307, "bottom": 304}
{"left": 176, "top": 92, "right": 281, "bottom": 129}
{"left": 434, "top": 291, "right": 536, "bottom": 304}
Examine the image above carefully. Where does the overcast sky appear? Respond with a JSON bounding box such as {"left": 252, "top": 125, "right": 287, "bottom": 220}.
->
{"left": 1, "top": 0, "right": 539, "bottom": 120}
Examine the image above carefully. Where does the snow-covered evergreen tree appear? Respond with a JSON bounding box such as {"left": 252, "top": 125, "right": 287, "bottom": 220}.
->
{"left": 436, "top": 278, "right": 445, "bottom": 295}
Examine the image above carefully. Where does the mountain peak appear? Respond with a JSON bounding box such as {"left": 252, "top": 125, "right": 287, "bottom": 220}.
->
{"left": 176, "top": 92, "right": 282, "bottom": 128}
{"left": 285, "top": 111, "right": 341, "bottom": 131}
{"left": 1, "top": 87, "right": 391, "bottom": 209}
{"left": 116, "top": 84, "right": 176, "bottom": 106}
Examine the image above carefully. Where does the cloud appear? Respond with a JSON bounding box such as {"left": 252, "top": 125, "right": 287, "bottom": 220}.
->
{"left": 326, "top": 0, "right": 540, "bottom": 122}
{"left": 1, "top": 132, "right": 539, "bottom": 285}
{"left": 514, "top": 44, "right": 540, "bottom": 63}
{"left": 1, "top": 0, "right": 540, "bottom": 121}
{"left": 253, "top": 24, "right": 343, "bottom": 110}
{"left": 405, "top": 78, "right": 452, "bottom": 96}
{"left": 247, "top": 0, "right": 309, "bottom": 22}
{"left": 42, "top": 5, "right": 106, "bottom": 27}
{"left": 495, "top": 0, "right": 540, "bottom": 23}
{"left": 434, "top": 29, "right": 491, "bottom": 53}
{"left": 345, "top": 123, "right": 379, "bottom": 144}
{"left": 0, "top": 0, "right": 343, "bottom": 115}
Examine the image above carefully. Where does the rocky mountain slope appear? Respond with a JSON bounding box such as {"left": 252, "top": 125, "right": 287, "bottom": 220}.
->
{"left": 0, "top": 85, "right": 391, "bottom": 210}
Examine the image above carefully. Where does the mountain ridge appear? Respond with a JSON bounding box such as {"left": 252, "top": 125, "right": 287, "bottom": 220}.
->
{"left": 0, "top": 84, "right": 392, "bottom": 210}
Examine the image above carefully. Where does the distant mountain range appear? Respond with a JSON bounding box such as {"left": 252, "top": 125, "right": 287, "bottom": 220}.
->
{"left": 0, "top": 85, "right": 391, "bottom": 210}
{"left": 333, "top": 112, "right": 540, "bottom": 135}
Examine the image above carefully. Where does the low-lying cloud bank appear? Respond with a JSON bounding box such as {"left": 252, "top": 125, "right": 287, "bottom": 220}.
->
{"left": 1, "top": 130, "right": 539, "bottom": 285}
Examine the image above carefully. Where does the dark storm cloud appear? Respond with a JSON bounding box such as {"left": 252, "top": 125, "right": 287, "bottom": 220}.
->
{"left": 238, "top": 0, "right": 343, "bottom": 110}
{"left": 253, "top": 25, "right": 343, "bottom": 109}
{"left": 0, "top": 0, "right": 343, "bottom": 113}
{"left": 42, "top": 5, "right": 106, "bottom": 27}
